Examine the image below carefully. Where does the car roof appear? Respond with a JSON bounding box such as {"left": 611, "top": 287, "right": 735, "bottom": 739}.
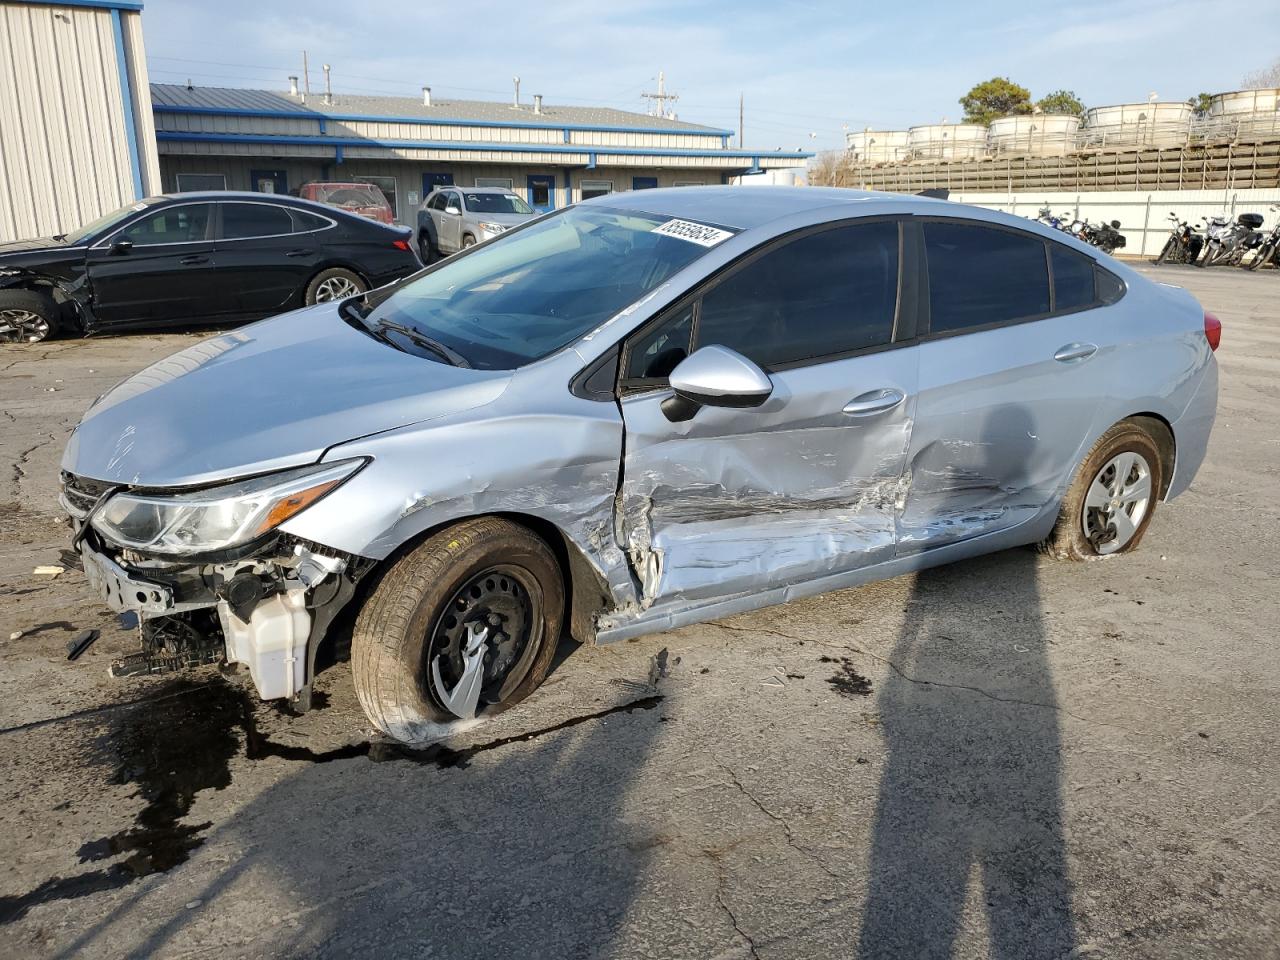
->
{"left": 155, "top": 190, "right": 396, "bottom": 225}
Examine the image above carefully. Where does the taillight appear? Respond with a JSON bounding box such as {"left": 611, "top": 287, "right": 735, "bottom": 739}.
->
{"left": 392, "top": 238, "right": 410, "bottom": 252}
{"left": 1204, "top": 311, "right": 1221, "bottom": 352}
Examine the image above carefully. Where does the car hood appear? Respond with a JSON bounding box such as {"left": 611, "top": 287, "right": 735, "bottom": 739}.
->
{"left": 62, "top": 303, "right": 511, "bottom": 488}
{"left": 0, "top": 237, "right": 75, "bottom": 256}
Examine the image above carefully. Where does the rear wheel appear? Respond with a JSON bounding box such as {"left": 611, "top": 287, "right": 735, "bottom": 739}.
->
{"left": 1245, "top": 243, "right": 1271, "bottom": 271}
{"left": 305, "top": 268, "right": 366, "bottom": 305}
{"left": 418, "top": 230, "right": 436, "bottom": 265}
{"left": 0, "top": 289, "right": 59, "bottom": 344}
{"left": 1040, "top": 421, "right": 1164, "bottom": 561}
{"left": 351, "top": 518, "right": 564, "bottom": 742}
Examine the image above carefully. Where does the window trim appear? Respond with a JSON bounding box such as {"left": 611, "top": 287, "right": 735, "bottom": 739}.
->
{"left": 94, "top": 200, "right": 218, "bottom": 249}
{"left": 617, "top": 214, "right": 911, "bottom": 392}
{"left": 915, "top": 216, "right": 1125, "bottom": 342}
{"left": 214, "top": 200, "right": 337, "bottom": 243}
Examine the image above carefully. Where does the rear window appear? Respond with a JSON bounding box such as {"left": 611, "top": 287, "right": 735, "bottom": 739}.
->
{"left": 1050, "top": 244, "right": 1096, "bottom": 312}
{"left": 924, "top": 222, "right": 1050, "bottom": 334}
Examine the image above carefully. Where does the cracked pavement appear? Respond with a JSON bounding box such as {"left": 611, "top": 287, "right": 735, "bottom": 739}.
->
{"left": 1, "top": 267, "right": 1278, "bottom": 958}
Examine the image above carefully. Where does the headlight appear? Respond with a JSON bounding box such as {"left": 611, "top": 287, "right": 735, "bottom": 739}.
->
{"left": 478, "top": 222, "right": 505, "bottom": 235}
{"left": 92, "top": 459, "right": 365, "bottom": 555}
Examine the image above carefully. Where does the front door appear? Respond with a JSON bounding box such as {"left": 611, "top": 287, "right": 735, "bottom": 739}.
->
{"left": 897, "top": 219, "right": 1110, "bottom": 551}
{"left": 249, "top": 169, "right": 288, "bottom": 194}
{"left": 86, "top": 202, "right": 228, "bottom": 326}
{"left": 631, "top": 176, "right": 658, "bottom": 191}
{"left": 616, "top": 218, "right": 916, "bottom": 607}
{"left": 526, "top": 175, "right": 555, "bottom": 214}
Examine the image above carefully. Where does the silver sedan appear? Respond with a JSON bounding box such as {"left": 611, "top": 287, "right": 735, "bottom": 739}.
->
{"left": 60, "top": 187, "right": 1218, "bottom": 742}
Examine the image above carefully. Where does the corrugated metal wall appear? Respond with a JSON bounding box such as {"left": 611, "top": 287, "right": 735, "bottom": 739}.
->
{"left": 0, "top": 3, "right": 159, "bottom": 242}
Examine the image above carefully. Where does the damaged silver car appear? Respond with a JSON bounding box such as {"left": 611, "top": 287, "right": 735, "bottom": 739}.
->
{"left": 60, "top": 187, "right": 1219, "bottom": 742}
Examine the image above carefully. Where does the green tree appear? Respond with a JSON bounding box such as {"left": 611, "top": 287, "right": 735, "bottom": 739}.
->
{"left": 960, "top": 77, "right": 1033, "bottom": 126}
{"left": 1036, "top": 89, "right": 1086, "bottom": 118}
{"left": 1188, "top": 92, "right": 1214, "bottom": 117}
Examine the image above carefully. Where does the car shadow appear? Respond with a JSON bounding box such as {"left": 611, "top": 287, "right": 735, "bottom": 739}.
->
{"left": 858, "top": 404, "right": 1077, "bottom": 958}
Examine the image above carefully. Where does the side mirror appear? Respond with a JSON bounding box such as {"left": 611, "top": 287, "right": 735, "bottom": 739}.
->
{"left": 109, "top": 238, "right": 133, "bottom": 256}
{"left": 662, "top": 344, "right": 773, "bottom": 423}
{"left": 445, "top": 205, "right": 461, "bottom": 216}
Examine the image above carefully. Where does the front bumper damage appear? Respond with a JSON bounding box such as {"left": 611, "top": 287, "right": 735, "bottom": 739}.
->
{"left": 63, "top": 472, "right": 372, "bottom": 704}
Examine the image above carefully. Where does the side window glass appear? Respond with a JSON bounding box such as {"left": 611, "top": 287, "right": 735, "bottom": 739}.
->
{"left": 452, "top": 193, "right": 465, "bottom": 211}
{"left": 924, "top": 222, "right": 1050, "bottom": 333}
{"left": 694, "top": 220, "right": 899, "bottom": 368}
{"left": 1096, "top": 267, "right": 1125, "bottom": 304}
{"left": 428, "top": 193, "right": 444, "bottom": 211}
{"left": 289, "top": 209, "right": 330, "bottom": 233}
{"left": 1050, "top": 244, "right": 1096, "bottom": 312}
{"left": 119, "top": 204, "right": 212, "bottom": 246}
{"left": 220, "top": 203, "right": 294, "bottom": 240}
{"left": 624, "top": 303, "right": 694, "bottom": 380}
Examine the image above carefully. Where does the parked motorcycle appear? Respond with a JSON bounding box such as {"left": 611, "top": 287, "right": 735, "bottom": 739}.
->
{"left": 1085, "top": 219, "right": 1126, "bottom": 255}
{"left": 1199, "top": 212, "right": 1264, "bottom": 267}
{"left": 1243, "top": 206, "right": 1280, "bottom": 270}
{"left": 1154, "top": 213, "right": 1205, "bottom": 265}
{"left": 1036, "top": 205, "right": 1067, "bottom": 231}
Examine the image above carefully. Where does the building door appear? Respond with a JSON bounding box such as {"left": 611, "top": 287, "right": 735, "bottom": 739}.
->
{"left": 526, "top": 174, "right": 555, "bottom": 213}
{"left": 249, "top": 169, "right": 288, "bottom": 194}
{"left": 422, "top": 172, "right": 454, "bottom": 198}
{"left": 631, "top": 176, "right": 658, "bottom": 190}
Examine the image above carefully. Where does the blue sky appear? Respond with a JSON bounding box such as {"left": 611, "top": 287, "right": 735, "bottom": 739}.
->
{"left": 142, "top": 0, "right": 1280, "bottom": 153}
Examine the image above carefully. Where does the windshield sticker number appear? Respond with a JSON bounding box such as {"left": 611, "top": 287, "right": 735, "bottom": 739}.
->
{"left": 652, "top": 219, "right": 734, "bottom": 247}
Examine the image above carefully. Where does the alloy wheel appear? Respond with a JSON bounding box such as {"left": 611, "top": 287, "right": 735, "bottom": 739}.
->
{"left": 1081, "top": 451, "right": 1153, "bottom": 555}
{"left": 314, "top": 276, "right": 361, "bottom": 302}
{"left": 0, "top": 309, "right": 50, "bottom": 343}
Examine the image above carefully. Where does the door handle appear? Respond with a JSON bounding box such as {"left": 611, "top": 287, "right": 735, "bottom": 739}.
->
{"left": 842, "top": 388, "right": 906, "bottom": 417}
{"left": 1053, "top": 342, "right": 1098, "bottom": 363}
{"left": 179, "top": 255, "right": 208, "bottom": 265}
{"left": 285, "top": 249, "right": 312, "bottom": 257}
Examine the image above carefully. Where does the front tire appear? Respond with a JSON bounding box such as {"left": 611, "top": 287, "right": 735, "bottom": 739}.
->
{"left": 305, "top": 267, "right": 366, "bottom": 305}
{"left": 461, "top": 233, "right": 476, "bottom": 249}
{"left": 1040, "top": 421, "right": 1164, "bottom": 561}
{"left": 352, "top": 518, "right": 564, "bottom": 742}
{"left": 0, "top": 289, "right": 59, "bottom": 344}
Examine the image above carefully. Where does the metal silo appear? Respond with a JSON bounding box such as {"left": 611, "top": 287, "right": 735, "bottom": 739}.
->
{"left": 907, "top": 123, "right": 988, "bottom": 160}
{"left": 1204, "top": 88, "right": 1280, "bottom": 139}
{"left": 1081, "top": 100, "right": 1192, "bottom": 148}
{"left": 846, "top": 128, "right": 911, "bottom": 163}
{"left": 988, "top": 114, "right": 1081, "bottom": 156}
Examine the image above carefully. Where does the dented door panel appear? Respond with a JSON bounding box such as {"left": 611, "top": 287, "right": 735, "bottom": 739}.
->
{"left": 618, "top": 347, "right": 918, "bottom": 609}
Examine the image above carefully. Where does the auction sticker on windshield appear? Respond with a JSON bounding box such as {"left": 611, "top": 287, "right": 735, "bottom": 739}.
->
{"left": 652, "top": 219, "right": 735, "bottom": 247}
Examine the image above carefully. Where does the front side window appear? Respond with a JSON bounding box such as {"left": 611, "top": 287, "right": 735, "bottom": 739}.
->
{"left": 463, "top": 193, "right": 534, "bottom": 214}
{"left": 363, "top": 206, "right": 724, "bottom": 370}
{"left": 924, "top": 221, "right": 1049, "bottom": 334}
{"left": 118, "top": 204, "right": 213, "bottom": 246}
{"left": 694, "top": 220, "right": 900, "bottom": 369}
{"left": 219, "top": 202, "right": 294, "bottom": 240}
{"left": 624, "top": 302, "right": 695, "bottom": 380}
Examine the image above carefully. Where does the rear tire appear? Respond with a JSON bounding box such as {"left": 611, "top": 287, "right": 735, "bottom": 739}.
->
{"left": 1039, "top": 420, "right": 1164, "bottom": 562}
{"left": 351, "top": 518, "right": 564, "bottom": 743}
{"left": 305, "top": 268, "right": 366, "bottom": 305}
{"left": 1245, "top": 244, "right": 1271, "bottom": 271}
{"left": 418, "top": 230, "right": 436, "bottom": 265}
{"left": 0, "top": 289, "right": 59, "bottom": 344}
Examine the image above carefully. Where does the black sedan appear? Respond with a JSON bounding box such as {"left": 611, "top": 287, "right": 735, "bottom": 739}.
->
{"left": 0, "top": 192, "right": 422, "bottom": 343}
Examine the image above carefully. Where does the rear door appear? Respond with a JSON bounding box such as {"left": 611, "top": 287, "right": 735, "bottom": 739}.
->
{"left": 897, "top": 219, "right": 1114, "bottom": 551}
{"left": 86, "top": 202, "right": 226, "bottom": 325}
{"left": 617, "top": 218, "right": 918, "bottom": 606}
{"left": 213, "top": 200, "right": 321, "bottom": 315}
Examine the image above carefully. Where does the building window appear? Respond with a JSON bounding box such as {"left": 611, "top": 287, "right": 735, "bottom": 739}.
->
{"left": 475, "top": 177, "right": 514, "bottom": 189}
{"left": 580, "top": 179, "right": 613, "bottom": 200}
{"left": 354, "top": 176, "right": 398, "bottom": 219}
{"left": 673, "top": 180, "right": 704, "bottom": 187}
{"left": 175, "top": 173, "right": 227, "bottom": 192}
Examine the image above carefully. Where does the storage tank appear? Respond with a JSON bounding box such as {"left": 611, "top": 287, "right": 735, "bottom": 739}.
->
{"left": 988, "top": 114, "right": 1081, "bottom": 156}
{"left": 846, "top": 128, "right": 910, "bottom": 163}
{"left": 1205, "top": 88, "right": 1280, "bottom": 139}
{"left": 907, "top": 123, "right": 988, "bottom": 160}
{"left": 1082, "top": 101, "right": 1192, "bottom": 148}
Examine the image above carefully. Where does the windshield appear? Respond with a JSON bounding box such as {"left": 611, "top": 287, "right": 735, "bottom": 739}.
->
{"left": 463, "top": 192, "right": 534, "bottom": 215}
{"left": 363, "top": 206, "right": 726, "bottom": 369}
{"left": 63, "top": 199, "right": 160, "bottom": 244}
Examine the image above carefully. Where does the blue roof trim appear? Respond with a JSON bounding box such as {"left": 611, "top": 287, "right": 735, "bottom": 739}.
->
{"left": 151, "top": 104, "right": 736, "bottom": 139}
{"left": 14, "top": 0, "right": 144, "bottom": 9}
{"left": 155, "top": 130, "right": 814, "bottom": 160}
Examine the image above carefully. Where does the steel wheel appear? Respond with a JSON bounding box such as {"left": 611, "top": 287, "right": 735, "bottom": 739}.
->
{"left": 1081, "top": 451, "right": 1153, "bottom": 555}
{"left": 0, "top": 308, "right": 50, "bottom": 343}
{"left": 314, "top": 275, "right": 361, "bottom": 301}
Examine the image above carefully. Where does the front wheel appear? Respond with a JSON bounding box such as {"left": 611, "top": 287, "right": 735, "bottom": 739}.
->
{"left": 0, "top": 289, "right": 60, "bottom": 344}
{"left": 461, "top": 233, "right": 476, "bottom": 249}
{"left": 1154, "top": 238, "right": 1175, "bottom": 265}
{"left": 305, "top": 268, "right": 367, "bottom": 305}
{"left": 352, "top": 518, "right": 564, "bottom": 742}
{"left": 1040, "top": 421, "right": 1164, "bottom": 561}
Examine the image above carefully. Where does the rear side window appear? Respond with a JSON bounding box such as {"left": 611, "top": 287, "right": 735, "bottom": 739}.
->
{"left": 288, "top": 209, "right": 330, "bottom": 233}
{"left": 924, "top": 222, "right": 1049, "bottom": 334}
{"left": 220, "top": 202, "right": 293, "bottom": 240}
{"left": 694, "top": 220, "right": 900, "bottom": 368}
{"left": 1050, "top": 244, "right": 1096, "bottom": 312}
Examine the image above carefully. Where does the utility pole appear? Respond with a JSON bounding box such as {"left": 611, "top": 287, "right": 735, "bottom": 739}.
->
{"left": 642, "top": 71, "right": 679, "bottom": 119}
{"left": 301, "top": 50, "right": 311, "bottom": 103}
{"left": 739, "top": 92, "right": 744, "bottom": 148}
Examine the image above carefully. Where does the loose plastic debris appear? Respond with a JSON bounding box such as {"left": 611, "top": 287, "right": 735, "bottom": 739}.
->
{"left": 66, "top": 629, "right": 100, "bottom": 661}
{"left": 32, "top": 565, "right": 65, "bottom": 577}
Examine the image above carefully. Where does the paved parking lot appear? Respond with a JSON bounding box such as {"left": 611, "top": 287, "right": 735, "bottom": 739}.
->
{"left": 1, "top": 265, "right": 1277, "bottom": 959}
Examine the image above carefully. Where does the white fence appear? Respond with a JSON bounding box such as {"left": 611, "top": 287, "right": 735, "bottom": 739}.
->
{"left": 950, "top": 188, "right": 1280, "bottom": 258}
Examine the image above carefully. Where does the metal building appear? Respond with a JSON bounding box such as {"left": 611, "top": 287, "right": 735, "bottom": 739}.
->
{"left": 0, "top": 0, "right": 161, "bottom": 242}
